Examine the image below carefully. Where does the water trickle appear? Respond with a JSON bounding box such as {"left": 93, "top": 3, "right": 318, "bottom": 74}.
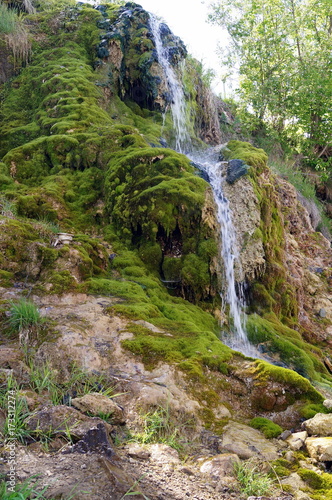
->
{"left": 149, "top": 14, "right": 190, "bottom": 154}
{"left": 149, "top": 14, "right": 259, "bottom": 357}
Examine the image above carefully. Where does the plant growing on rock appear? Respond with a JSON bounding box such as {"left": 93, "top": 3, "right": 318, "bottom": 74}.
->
{"left": 234, "top": 458, "right": 275, "bottom": 497}
{"left": 6, "top": 299, "right": 44, "bottom": 345}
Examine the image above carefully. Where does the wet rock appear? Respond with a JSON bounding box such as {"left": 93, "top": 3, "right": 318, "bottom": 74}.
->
{"left": 218, "top": 422, "right": 279, "bottom": 460}
{"left": 25, "top": 405, "right": 112, "bottom": 440}
{"left": 286, "top": 431, "right": 307, "bottom": 450}
{"left": 226, "top": 159, "right": 250, "bottom": 184}
{"left": 302, "top": 413, "right": 332, "bottom": 436}
{"left": 305, "top": 437, "right": 332, "bottom": 461}
{"left": 199, "top": 453, "right": 240, "bottom": 479}
{"left": 71, "top": 392, "right": 125, "bottom": 425}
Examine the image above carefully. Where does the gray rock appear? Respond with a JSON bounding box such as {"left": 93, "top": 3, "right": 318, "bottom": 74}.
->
{"left": 281, "top": 472, "right": 307, "bottom": 492}
{"left": 125, "top": 443, "right": 151, "bottom": 460}
{"left": 279, "top": 430, "right": 292, "bottom": 440}
{"left": 226, "top": 159, "right": 250, "bottom": 184}
{"left": 319, "top": 308, "right": 326, "bottom": 318}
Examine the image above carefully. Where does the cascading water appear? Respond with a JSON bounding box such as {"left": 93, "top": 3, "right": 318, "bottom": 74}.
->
{"left": 191, "top": 150, "right": 260, "bottom": 357}
{"left": 149, "top": 14, "right": 258, "bottom": 357}
{"left": 148, "top": 14, "right": 190, "bottom": 154}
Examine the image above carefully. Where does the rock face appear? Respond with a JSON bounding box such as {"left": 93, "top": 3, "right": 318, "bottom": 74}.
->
{"left": 223, "top": 174, "right": 266, "bottom": 282}
{"left": 96, "top": 3, "right": 187, "bottom": 111}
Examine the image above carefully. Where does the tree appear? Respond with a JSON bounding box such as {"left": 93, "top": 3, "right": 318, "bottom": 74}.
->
{"left": 208, "top": 0, "right": 332, "bottom": 169}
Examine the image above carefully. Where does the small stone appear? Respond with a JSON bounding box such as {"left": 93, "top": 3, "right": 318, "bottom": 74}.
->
{"left": 323, "top": 399, "right": 332, "bottom": 410}
{"left": 319, "top": 308, "right": 326, "bottom": 318}
{"left": 126, "top": 443, "right": 151, "bottom": 460}
{"left": 279, "top": 430, "right": 292, "bottom": 440}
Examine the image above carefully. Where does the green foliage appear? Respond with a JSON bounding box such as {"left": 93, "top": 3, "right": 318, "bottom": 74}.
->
{"left": 6, "top": 299, "right": 42, "bottom": 334}
{"left": 0, "top": 3, "right": 18, "bottom": 34}
{"left": 223, "top": 140, "right": 268, "bottom": 173}
{"left": 209, "top": 0, "right": 332, "bottom": 167}
{"left": 249, "top": 417, "right": 283, "bottom": 438}
{"left": 234, "top": 459, "right": 275, "bottom": 497}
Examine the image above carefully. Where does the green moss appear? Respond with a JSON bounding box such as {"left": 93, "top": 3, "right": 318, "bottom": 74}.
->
{"left": 224, "top": 140, "right": 268, "bottom": 174}
{"left": 249, "top": 417, "right": 283, "bottom": 438}
{"left": 298, "top": 469, "right": 329, "bottom": 490}
{"left": 48, "top": 270, "right": 77, "bottom": 294}
{"left": 0, "top": 270, "right": 14, "bottom": 287}
{"left": 254, "top": 360, "right": 324, "bottom": 404}
{"left": 246, "top": 314, "right": 330, "bottom": 381}
{"left": 299, "top": 403, "right": 329, "bottom": 419}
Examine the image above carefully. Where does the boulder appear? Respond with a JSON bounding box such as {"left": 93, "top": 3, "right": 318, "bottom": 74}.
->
{"left": 286, "top": 431, "right": 307, "bottom": 450}
{"left": 71, "top": 392, "right": 125, "bottom": 425}
{"left": 25, "top": 405, "right": 112, "bottom": 440}
{"left": 199, "top": 453, "right": 240, "bottom": 479}
{"left": 302, "top": 413, "right": 332, "bottom": 436}
{"left": 218, "top": 422, "right": 279, "bottom": 460}
{"left": 305, "top": 437, "right": 332, "bottom": 461}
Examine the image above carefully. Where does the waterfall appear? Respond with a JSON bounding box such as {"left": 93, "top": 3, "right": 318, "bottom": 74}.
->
{"left": 192, "top": 150, "right": 259, "bottom": 357}
{"left": 149, "top": 14, "right": 258, "bottom": 357}
{"left": 148, "top": 14, "right": 190, "bottom": 154}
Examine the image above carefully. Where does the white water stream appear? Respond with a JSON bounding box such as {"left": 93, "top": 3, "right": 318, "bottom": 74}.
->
{"left": 149, "top": 14, "right": 259, "bottom": 357}
{"left": 149, "top": 14, "right": 190, "bottom": 154}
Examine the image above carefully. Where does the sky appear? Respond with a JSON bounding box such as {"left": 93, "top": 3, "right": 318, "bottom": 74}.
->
{"left": 136, "top": 0, "right": 229, "bottom": 95}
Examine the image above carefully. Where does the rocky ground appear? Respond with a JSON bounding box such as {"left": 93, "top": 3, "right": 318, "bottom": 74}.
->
{"left": 1, "top": 287, "right": 332, "bottom": 499}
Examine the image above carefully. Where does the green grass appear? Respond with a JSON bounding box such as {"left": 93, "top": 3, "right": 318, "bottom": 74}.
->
{"left": 6, "top": 299, "right": 43, "bottom": 334}
{"left": 234, "top": 459, "right": 275, "bottom": 497}
{"left": 0, "top": 3, "right": 18, "bottom": 34}
{"left": 129, "top": 403, "right": 193, "bottom": 453}
{"left": 0, "top": 476, "right": 85, "bottom": 500}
